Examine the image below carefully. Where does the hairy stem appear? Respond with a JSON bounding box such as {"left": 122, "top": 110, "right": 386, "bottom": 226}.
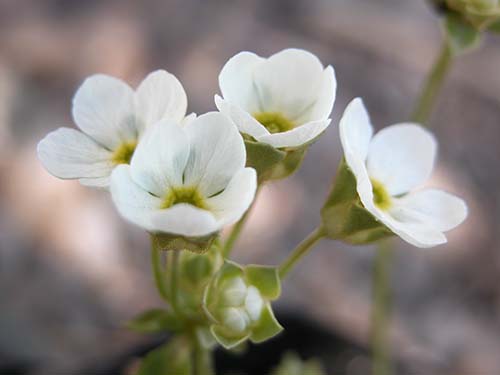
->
{"left": 411, "top": 41, "right": 453, "bottom": 125}
{"left": 150, "top": 239, "right": 169, "bottom": 302}
{"left": 279, "top": 227, "right": 325, "bottom": 279}
{"left": 371, "top": 240, "right": 393, "bottom": 375}
{"left": 168, "top": 250, "right": 182, "bottom": 316}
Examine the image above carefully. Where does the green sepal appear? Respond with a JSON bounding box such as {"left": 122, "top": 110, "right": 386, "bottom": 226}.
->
{"left": 210, "top": 325, "right": 249, "bottom": 349}
{"left": 271, "top": 352, "right": 326, "bottom": 375}
{"left": 244, "top": 265, "right": 281, "bottom": 300}
{"left": 126, "top": 308, "right": 182, "bottom": 333}
{"left": 137, "top": 336, "right": 191, "bottom": 375}
{"left": 151, "top": 232, "right": 218, "bottom": 253}
{"left": 321, "top": 158, "right": 393, "bottom": 245}
{"left": 196, "top": 326, "right": 217, "bottom": 349}
{"left": 445, "top": 13, "right": 481, "bottom": 55}
{"left": 264, "top": 146, "right": 307, "bottom": 181}
{"left": 245, "top": 140, "right": 286, "bottom": 177}
{"left": 250, "top": 303, "right": 283, "bottom": 343}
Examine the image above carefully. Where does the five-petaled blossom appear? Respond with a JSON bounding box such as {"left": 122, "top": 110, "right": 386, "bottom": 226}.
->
{"left": 215, "top": 48, "right": 336, "bottom": 149}
{"left": 37, "top": 70, "right": 189, "bottom": 188}
{"left": 339, "top": 98, "right": 467, "bottom": 248}
{"left": 110, "top": 112, "right": 257, "bottom": 237}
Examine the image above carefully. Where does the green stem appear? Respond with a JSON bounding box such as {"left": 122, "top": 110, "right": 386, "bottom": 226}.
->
{"left": 371, "top": 240, "right": 393, "bottom": 375}
{"left": 222, "top": 186, "right": 261, "bottom": 257}
{"left": 168, "top": 250, "right": 182, "bottom": 316}
{"left": 279, "top": 227, "right": 325, "bottom": 279}
{"left": 411, "top": 40, "right": 453, "bottom": 125}
{"left": 192, "top": 334, "right": 213, "bottom": 375}
{"left": 150, "top": 239, "right": 169, "bottom": 302}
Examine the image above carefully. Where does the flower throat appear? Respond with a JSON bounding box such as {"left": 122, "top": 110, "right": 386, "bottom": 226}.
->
{"left": 254, "top": 112, "right": 295, "bottom": 134}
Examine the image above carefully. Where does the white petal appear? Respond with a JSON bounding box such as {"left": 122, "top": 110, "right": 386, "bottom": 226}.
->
{"left": 218, "top": 51, "right": 265, "bottom": 113}
{"left": 367, "top": 124, "right": 437, "bottom": 195}
{"left": 134, "top": 70, "right": 187, "bottom": 131}
{"left": 150, "top": 204, "right": 219, "bottom": 237}
{"left": 253, "top": 48, "right": 326, "bottom": 120}
{"left": 130, "top": 120, "right": 190, "bottom": 197}
{"left": 181, "top": 113, "right": 197, "bottom": 126}
{"left": 391, "top": 189, "right": 467, "bottom": 232}
{"left": 110, "top": 165, "right": 162, "bottom": 231}
{"left": 207, "top": 168, "right": 257, "bottom": 225}
{"left": 215, "top": 95, "right": 269, "bottom": 138}
{"left": 183, "top": 112, "right": 246, "bottom": 197}
{"left": 256, "top": 119, "right": 330, "bottom": 148}
{"left": 222, "top": 307, "right": 250, "bottom": 333}
{"left": 245, "top": 286, "right": 263, "bottom": 322}
{"left": 37, "top": 127, "right": 114, "bottom": 181}
{"left": 72, "top": 74, "right": 136, "bottom": 149}
{"left": 294, "top": 65, "right": 336, "bottom": 124}
{"left": 222, "top": 277, "right": 248, "bottom": 306}
{"left": 79, "top": 176, "right": 111, "bottom": 189}
{"left": 339, "top": 98, "right": 373, "bottom": 163}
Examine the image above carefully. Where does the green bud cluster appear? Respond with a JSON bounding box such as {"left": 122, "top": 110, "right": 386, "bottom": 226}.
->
{"left": 433, "top": 0, "right": 500, "bottom": 30}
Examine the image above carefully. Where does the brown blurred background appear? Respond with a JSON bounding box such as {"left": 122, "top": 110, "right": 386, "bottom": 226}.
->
{"left": 0, "top": 0, "right": 499, "bottom": 374}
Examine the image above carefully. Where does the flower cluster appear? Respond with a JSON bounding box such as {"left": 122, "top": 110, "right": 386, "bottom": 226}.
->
{"left": 37, "top": 48, "right": 468, "bottom": 354}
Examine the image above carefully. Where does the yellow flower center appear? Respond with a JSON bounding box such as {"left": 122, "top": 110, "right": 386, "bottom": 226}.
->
{"left": 371, "top": 178, "right": 392, "bottom": 210}
{"left": 161, "top": 186, "right": 207, "bottom": 210}
{"left": 253, "top": 112, "right": 295, "bottom": 134}
{"left": 112, "top": 141, "right": 137, "bottom": 165}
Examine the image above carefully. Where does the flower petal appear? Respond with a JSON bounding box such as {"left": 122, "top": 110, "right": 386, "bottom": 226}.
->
{"left": 391, "top": 189, "right": 467, "bottom": 232}
{"left": 367, "top": 124, "right": 437, "bottom": 195}
{"left": 215, "top": 95, "right": 269, "bottom": 138}
{"left": 130, "top": 120, "right": 190, "bottom": 197}
{"left": 37, "top": 127, "right": 114, "bottom": 181}
{"left": 253, "top": 48, "right": 326, "bottom": 120}
{"left": 256, "top": 119, "right": 330, "bottom": 149}
{"left": 294, "top": 65, "right": 336, "bottom": 124}
{"left": 110, "top": 165, "right": 162, "bottom": 231}
{"left": 134, "top": 70, "right": 187, "bottom": 131}
{"left": 79, "top": 176, "right": 111, "bottom": 189}
{"left": 206, "top": 168, "right": 257, "bottom": 225}
{"left": 72, "top": 74, "right": 136, "bottom": 149}
{"left": 150, "top": 204, "right": 219, "bottom": 237}
{"left": 339, "top": 98, "right": 373, "bottom": 163}
{"left": 183, "top": 112, "right": 246, "bottom": 197}
{"left": 218, "top": 51, "right": 265, "bottom": 113}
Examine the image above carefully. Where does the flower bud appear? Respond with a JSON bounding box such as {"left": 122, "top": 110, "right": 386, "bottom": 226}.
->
{"left": 202, "top": 261, "right": 283, "bottom": 349}
{"left": 435, "top": 0, "right": 500, "bottom": 29}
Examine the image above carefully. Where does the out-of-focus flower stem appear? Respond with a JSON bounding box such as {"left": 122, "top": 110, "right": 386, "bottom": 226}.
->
{"left": 411, "top": 40, "right": 453, "bottom": 124}
{"left": 372, "top": 239, "right": 394, "bottom": 375}
{"left": 372, "top": 39, "right": 456, "bottom": 375}
{"left": 192, "top": 332, "right": 213, "bottom": 375}
{"left": 168, "top": 250, "right": 182, "bottom": 316}
{"left": 279, "top": 227, "right": 325, "bottom": 279}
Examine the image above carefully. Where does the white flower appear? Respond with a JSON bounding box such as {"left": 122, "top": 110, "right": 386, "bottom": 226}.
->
{"left": 339, "top": 98, "right": 467, "bottom": 248}
{"left": 110, "top": 112, "right": 257, "bottom": 237}
{"left": 215, "top": 48, "right": 336, "bottom": 149}
{"left": 37, "top": 70, "right": 189, "bottom": 188}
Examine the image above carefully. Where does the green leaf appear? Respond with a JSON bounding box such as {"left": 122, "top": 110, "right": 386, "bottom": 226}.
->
{"left": 250, "top": 303, "right": 283, "bottom": 343}
{"left": 126, "top": 309, "right": 181, "bottom": 333}
{"left": 151, "top": 232, "right": 218, "bottom": 253}
{"left": 244, "top": 265, "right": 281, "bottom": 300}
{"left": 271, "top": 352, "right": 326, "bottom": 375}
{"left": 137, "top": 336, "right": 191, "bottom": 375}
{"left": 210, "top": 325, "right": 249, "bottom": 349}
{"left": 445, "top": 13, "right": 481, "bottom": 54}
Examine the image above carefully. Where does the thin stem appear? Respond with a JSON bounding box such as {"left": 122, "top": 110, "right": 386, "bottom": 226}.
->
{"left": 150, "top": 239, "right": 169, "bottom": 302}
{"left": 371, "top": 240, "right": 393, "bottom": 375}
{"left": 411, "top": 40, "right": 453, "bottom": 125}
{"left": 168, "top": 250, "right": 182, "bottom": 316}
{"left": 279, "top": 227, "right": 325, "bottom": 279}
{"left": 222, "top": 186, "right": 261, "bottom": 258}
{"left": 192, "top": 333, "right": 213, "bottom": 375}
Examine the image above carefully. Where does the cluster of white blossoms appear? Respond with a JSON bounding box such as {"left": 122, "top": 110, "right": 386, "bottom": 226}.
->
{"left": 37, "top": 48, "right": 467, "bottom": 248}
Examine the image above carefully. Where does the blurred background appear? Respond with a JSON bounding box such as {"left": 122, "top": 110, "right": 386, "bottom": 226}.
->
{"left": 0, "top": 0, "right": 499, "bottom": 374}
